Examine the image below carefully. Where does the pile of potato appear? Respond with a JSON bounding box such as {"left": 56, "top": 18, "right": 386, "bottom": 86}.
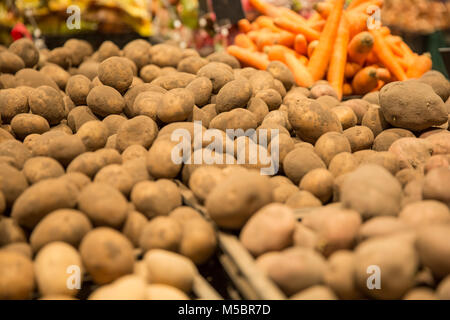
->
{"left": 0, "top": 37, "right": 449, "bottom": 300}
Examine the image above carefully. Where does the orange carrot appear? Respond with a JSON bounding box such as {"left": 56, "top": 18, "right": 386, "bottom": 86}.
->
{"left": 309, "top": 20, "right": 326, "bottom": 32}
{"left": 352, "top": 66, "right": 378, "bottom": 95}
{"left": 266, "top": 45, "right": 304, "bottom": 64}
{"left": 376, "top": 68, "right": 391, "bottom": 82}
{"left": 294, "top": 34, "right": 307, "bottom": 55}
{"left": 385, "top": 36, "right": 405, "bottom": 57}
{"left": 327, "top": 14, "right": 349, "bottom": 100}
{"left": 346, "top": 11, "right": 369, "bottom": 39}
{"left": 308, "top": 0, "right": 346, "bottom": 81}
{"left": 234, "top": 34, "right": 258, "bottom": 51}
{"left": 347, "top": 31, "right": 374, "bottom": 65}
{"left": 371, "top": 28, "right": 407, "bottom": 81}
{"left": 349, "top": 0, "right": 384, "bottom": 14}
{"left": 273, "top": 16, "right": 321, "bottom": 42}
{"left": 278, "top": 7, "right": 308, "bottom": 24}
{"left": 406, "top": 53, "right": 432, "bottom": 78}
{"left": 379, "top": 26, "right": 391, "bottom": 36}
{"left": 248, "top": 0, "right": 280, "bottom": 17}
{"left": 254, "top": 16, "right": 282, "bottom": 32}
{"left": 227, "top": 45, "right": 269, "bottom": 70}
{"left": 307, "top": 40, "right": 319, "bottom": 58}
{"left": 345, "top": 62, "right": 363, "bottom": 78}
{"left": 348, "top": 0, "right": 369, "bottom": 10}
{"left": 238, "top": 19, "right": 252, "bottom": 33}
{"left": 375, "top": 80, "right": 385, "bottom": 91}
{"left": 314, "top": 2, "right": 332, "bottom": 19}
{"left": 285, "top": 52, "right": 314, "bottom": 87}
{"left": 307, "top": 12, "right": 323, "bottom": 25}
{"left": 343, "top": 83, "right": 353, "bottom": 96}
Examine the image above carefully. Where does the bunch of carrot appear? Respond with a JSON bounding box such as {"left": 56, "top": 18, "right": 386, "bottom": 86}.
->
{"left": 227, "top": 0, "right": 432, "bottom": 99}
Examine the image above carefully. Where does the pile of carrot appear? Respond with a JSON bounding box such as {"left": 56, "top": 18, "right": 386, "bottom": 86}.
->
{"left": 227, "top": 0, "right": 432, "bottom": 99}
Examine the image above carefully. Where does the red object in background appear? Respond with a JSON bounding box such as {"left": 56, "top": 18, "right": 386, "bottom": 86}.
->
{"left": 11, "top": 23, "right": 32, "bottom": 41}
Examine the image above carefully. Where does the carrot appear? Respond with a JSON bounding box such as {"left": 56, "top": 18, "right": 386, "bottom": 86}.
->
{"left": 345, "top": 62, "right": 363, "bottom": 78}
{"left": 376, "top": 68, "right": 391, "bottom": 82}
{"left": 307, "top": 12, "right": 323, "bottom": 25}
{"left": 227, "top": 45, "right": 269, "bottom": 70}
{"left": 266, "top": 45, "right": 304, "bottom": 64}
{"left": 406, "top": 53, "right": 432, "bottom": 78}
{"left": 375, "top": 80, "right": 385, "bottom": 91}
{"left": 314, "top": 2, "right": 332, "bottom": 19}
{"left": 254, "top": 16, "right": 282, "bottom": 32}
{"left": 278, "top": 7, "right": 308, "bottom": 24}
{"left": 234, "top": 34, "right": 258, "bottom": 51}
{"left": 285, "top": 52, "right": 314, "bottom": 87}
{"left": 343, "top": 83, "right": 353, "bottom": 96}
{"left": 327, "top": 14, "right": 350, "bottom": 100}
{"left": 349, "top": 0, "right": 384, "bottom": 14}
{"left": 308, "top": 0, "right": 346, "bottom": 81}
{"left": 248, "top": 0, "right": 280, "bottom": 17}
{"left": 379, "top": 26, "right": 391, "bottom": 36}
{"left": 346, "top": 11, "right": 369, "bottom": 39}
{"left": 348, "top": 0, "right": 370, "bottom": 10}
{"left": 371, "top": 28, "right": 407, "bottom": 81}
{"left": 347, "top": 31, "right": 374, "bottom": 65}
{"left": 352, "top": 66, "right": 378, "bottom": 95}
{"left": 273, "top": 16, "right": 321, "bottom": 42}
{"left": 238, "top": 19, "right": 252, "bottom": 33}
{"left": 309, "top": 20, "right": 326, "bottom": 32}
{"left": 307, "top": 40, "right": 319, "bottom": 58}
{"left": 294, "top": 34, "right": 307, "bottom": 55}
{"left": 385, "top": 36, "right": 405, "bottom": 57}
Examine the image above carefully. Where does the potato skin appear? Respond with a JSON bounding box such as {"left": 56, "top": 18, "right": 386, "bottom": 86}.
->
{"left": 29, "top": 86, "right": 66, "bottom": 125}
{"left": 87, "top": 85, "right": 125, "bottom": 117}
{"left": 343, "top": 126, "right": 374, "bottom": 152}
{"left": 0, "top": 51, "right": 25, "bottom": 73}
{"left": 283, "top": 148, "right": 326, "bottom": 184}
{"left": 185, "top": 76, "right": 212, "bottom": 107}
{"left": 299, "top": 168, "right": 334, "bottom": 203}
{"left": 139, "top": 216, "right": 182, "bottom": 253}
{"left": 0, "top": 163, "right": 29, "bottom": 208}
{"left": 116, "top": 116, "right": 158, "bottom": 153}
{"left": 197, "top": 62, "right": 234, "bottom": 93}
{"left": 266, "top": 61, "right": 295, "bottom": 90}
{"left": 422, "top": 167, "right": 450, "bottom": 206}
{"left": 215, "top": 79, "right": 252, "bottom": 113}
{"left": 11, "top": 114, "right": 50, "bottom": 140}
{"left": 98, "top": 57, "right": 133, "bottom": 93}
{"left": 0, "top": 251, "right": 35, "bottom": 299}
{"left": 23, "top": 156, "right": 65, "bottom": 184}
{"left": 9, "top": 38, "right": 39, "bottom": 68}
{"left": 0, "top": 88, "right": 29, "bottom": 123}
{"left": 314, "top": 132, "right": 351, "bottom": 166}
{"left": 80, "top": 227, "right": 135, "bottom": 285}
{"left": 123, "top": 39, "right": 152, "bottom": 69}
{"left": 150, "top": 44, "right": 183, "bottom": 68}
{"left": 157, "top": 88, "right": 195, "bottom": 123}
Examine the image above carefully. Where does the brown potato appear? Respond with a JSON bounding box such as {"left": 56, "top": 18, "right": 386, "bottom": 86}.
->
{"left": 314, "top": 132, "right": 351, "bottom": 166}
{"left": 357, "top": 216, "right": 410, "bottom": 242}
{"left": 139, "top": 216, "right": 182, "bottom": 253}
{"left": 266, "top": 61, "right": 295, "bottom": 90}
{"left": 299, "top": 168, "right": 334, "bottom": 203}
{"left": 255, "top": 89, "right": 282, "bottom": 111}
{"left": 283, "top": 148, "right": 326, "bottom": 184}
{"left": 0, "top": 163, "right": 29, "bottom": 208}
{"left": 197, "top": 62, "right": 234, "bottom": 93}
{"left": 67, "top": 106, "right": 98, "bottom": 132}
{"left": 331, "top": 106, "right": 357, "bottom": 130}
{"left": 363, "top": 91, "right": 380, "bottom": 105}
{"left": 29, "top": 86, "right": 66, "bottom": 125}
{"left": 116, "top": 116, "right": 158, "bottom": 152}
{"left": 64, "top": 39, "right": 93, "bottom": 66}
{"left": 47, "top": 47, "right": 72, "bottom": 69}
{"left": 419, "top": 70, "right": 450, "bottom": 101}
{"left": 185, "top": 76, "right": 213, "bottom": 107}
{"left": 361, "top": 151, "right": 400, "bottom": 175}
{"left": 9, "top": 38, "right": 39, "bottom": 68}
{"left": 342, "top": 99, "right": 370, "bottom": 124}
{"left": 0, "top": 251, "right": 35, "bottom": 299}
{"left": 146, "top": 137, "right": 183, "bottom": 179}
{"left": 207, "top": 51, "right": 240, "bottom": 69}
{"left": 15, "top": 68, "right": 59, "bottom": 90}
{"left": 177, "top": 56, "right": 208, "bottom": 74}
{"left": 188, "top": 166, "right": 224, "bottom": 202}
{"left": 310, "top": 83, "right": 338, "bottom": 99}
{"left": 422, "top": 167, "right": 450, "bottom": 206}
{"left": 416, "top": 225, "right": 450, "bottom": 279}
{"left": 361, "top": 104, "right": 390, "bottom": 136}
{"left": 96, "top": 41, "right": 120, "bottom": 62}
{"left": 209, "top": 108, "right": 258, "bottom": 131}
{"left": 23, "top": 156, "right": 65, "bottom": 184}
{"left": 80, "top": 227, "right": 135, "bottom": 284}
{"left": 151, "top": 72, "right": 195, "bottom": 90}
{"left": 399, "top": 200, "right": 450, "bottom": 228}
{"left": 343, "top": 126, "right": 374, "bottom": 152}
{"left": 0, "top": 51, "right": 25, "bottom": 73}
{"left": 290, "top": 285, "right": 337, "bottom": 300}
{"left": 98, "top": 57, "right": 133, "bottom": 93}
{"left": 372, "top": 128, "right": 415, "bottom": 151}
{"left": 122, "top": 210, "right": 148, "bottom": 247}
{"left": 0, "top": 217, "right": 26, "bottom": 246}
{"left": 150, "top": 44, "right": 183, "bottom": 68}
{"left": 123, "top": 39, "right": 152, "bottom": 69}
{"left": 86, "top": 85, "right": 125, "bottom": 117}
{"left": 157, "top": 88, "right": 195, "bottom": 123}
{"left": 76, "top": 120, "right": 108, "bottom": 151}
{"left": 77, "top": 60, "right": 100, "bottom": 80}
{"left": 41, "top": 63, "right": 70, "bottom": 90}
{"left": 0, "top": 88, "right": 29, "bottom": 123}
{"left": 89, "top": 275, "right": 147, "bottom": 300}
{"left": 0, "top": 140, "right": 31, "bottom": 169}
{"left": 102, "top": 114, "right": 127, "bottom": 137}
{"left": 11, "top": 113, "right": 50, "bottom": 141}
{"left": 388, "top": 137, "right": 433, "bottom": 170}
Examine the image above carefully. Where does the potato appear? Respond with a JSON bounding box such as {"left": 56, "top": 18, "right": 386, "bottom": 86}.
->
{"left": 273, "top": 79, "right": 287, "bottom": 98}
{"left": 323, "top": 250, "right": 363, "bottom": 299}
{"left": 388, "top": 137, "right": 433, "bottom": 170}
{"left": 299, "top": 168, "right": 334, "bottom": 203}
{"left": 0, "top": 191, "right": 5, "bottom": 215}
{"left": 419, "top": 70, "right": 450, "bottom": 101}
{"left": 185, "top": 76, "right": 213, "bottom": 107}
{"left": 47, "top": 47, "right": 72, "bottom": 69}
{"left": 146, "top": 284, "right": 189, "bottom": 300}
{"left": 86, "top": 85, "right": 125, "bottom": 117}
{"left": 290, "top": 285, "right": 337, "bottom": 300}
{"left": 265, "top": 247, "right": 327, "bottom": 295}
{"left": 9, "top": 38, "right": 39, "bottom": 68}
{"left": 403, "top": 287, "right": 438, "bottom": 300}
{"left": 343, "top": 126, "right": 374, "bottom": 152}
{"left": 361, "top": 151, "right": 400, "bottom": 175}
{"left": 361, "top": 104, "right": 390, "bottom": 136}
{"left": 78, "top": 182, "right": 128, "bottom": 228}
{"left": 76, "top": 120, "right": 108, "bottom": 151}
{"left": 283, "top": 148, "right": 326, "bottom": 184}
{"left": 205, "top": 170, "right": 272, "bottom": 229}
{"left": 80, "top": 227, "right": 135, "bottom": 284}
{"left": 64, "top": 39, "right": 93, "bottom": 66}
{"left": 240, "top": 203, "right": 295, "bottom": 256}
{"left": 0, "top": 163, "right": 28, "bottom": 208}
{"left": 123, "top": 39, "right": 152, "bottom": 69}
{"left": 23, "top": 156, "right": 65, "bottom": 184}
{"left": 146, "top": 136, "right": 183, "bottom": 179}
{"left": 29, "top": 86, "right": 66, "bottom": 125}
{"left": 76, "top": 60, "right": 99, "bottom": 80}
{"left": 310, "top": 83, "right": 338, "bottom": 99}
{"left": 0, "top": 217, "right": 26, "bottom": 246}
{"left": 34, "top": 241, "right": 83, "bottom": 297}
{"left": 197, "top": 62, "right": 234, "bottom": 93}
{"left": 425, "top": 155, "right": 450, "bottom": 173}
{"left": 38, "top": 133, "right": 87, "bottom": 167}
{"left": 157, "top": 88, "right": 194, "bottom": 123}
{"left": 255, "top": 89, "right": 282, "bottom": 111}
{"left": 399, "top": 200, "right": 450, "bottom": 228}
{"left": 437, "top": 276, "right": 450, "bottom": 300}
{"left": 96, "top": 41, "right": 120, "bottom": 62}
{"left": 151, "top": 72, "right": 195, "bottom": 90}
{"left": 97, "top": 57, "right": 133, "bottom": 93}
{"left": 177, "top": 56, "right": 208, "bottom": 74}
{"left": 67, "top": 106, "right": 98, "bottom": 132}
{"left": 363, "top": 91, "right": 380, "bottom": 105}
{"left": 10, "top": 114, "right": 50, "bottom": 141}
{"left": 0, "top": 88, "right": 29, "bottom": 123}
{"left": 150, "top": 44, "right": 182, "bottom": 68}
{"left": 422, "top": 167, "right": 450, "bottom": 206}
{"left": 207, "top": 51, "right": 240, "bottom": 69}
{"left": 40, "top": 63, "right": 70, "bottom": 90}
{"left": 116, "top": 116, "right": 158, "bottom": 152}
{"left": 372, "top": 128, "right": 415, "bottom": 151}
{"left": 0, "top": 251, "right": 34, "bottom": 299}
{"left": 0, "top": 73, "right": 17, "bottom": 89}
{"left": 416, "top": 225, "right": 450, "bottom": 279}
{"left": 316, "top": 95, "right": 340, "bottom": 109}
{"left": 285, "top": 190, "right": 322, "bottom": 209}
{"left": 1, "top": 242, "right": 32, "bottom": 259}
{"left": 102, "top": 114, "right": 127, "bottom": 137}
{"left": 0, "top": 140, "right": 31, "bottom": 169}
{"left": 342, "top": 99, "right": 370, "bottom": 124}
{"left": 314, "top": 132, "right": 351, "bottom": 166}
{"left": 380, "top": 80, "right": 447, "bottom": 131}
{"left": 121, "top": 210, "right": 148, "bottom": 247}
{"left": 357, "top": 216, "right": 410, "bottom": 242}
{"left": 272, "top": 183, "right": 298, "bottom": 203}
{"left": 354, "top": 236, "right": 418, "bottom": 299}
{"left": 0, "top": 51, "right": 25, "bottom": 73}
{"left": 424, "top": 130, "right": 450, "bottom": 155}
{"left": 15, "top": 68, "right": 59, "bottom": 90}
{"left": 188, "top": 166, "right": 224, "bottom": 202}
{"left": 266, "top": 61, "right": 295, "bottom": 90}
{"left": 288, "top": 97, "right": 342, "bottom": 143}
{"left": 139, "top": 216, "right": 182, "bottom": 252}
{"left": 131, "top": 179, "right": 181, "bottom": 218}
{"left": 402, "top": 179, "right": 424, "bottom": 207}
{"left": 331, "top": 106, "right": 357, "bottom": 130}
{"left": 140, "top": 64, "right": 161, "bottom": 83}
{"left": 89, "top": 275, "right": 147, "bottom": 300}
{"left": 341, "top": 165, "right": 402, "bottom": 219}
{"left": 209, "top": 108, "right": 257, "bottom": 132}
